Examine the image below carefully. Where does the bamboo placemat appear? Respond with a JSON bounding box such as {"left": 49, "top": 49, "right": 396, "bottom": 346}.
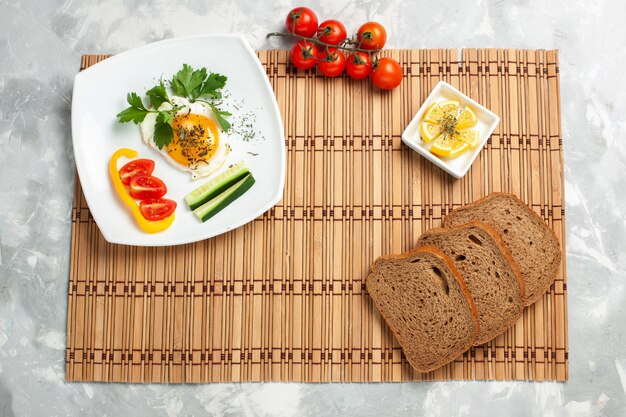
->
{"left": 66, "top": 49, "right": 567, "bottom": 382}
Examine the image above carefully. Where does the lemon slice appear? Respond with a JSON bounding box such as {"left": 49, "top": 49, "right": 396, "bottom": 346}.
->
{"left": 430, "top": 134, "right": 452, "bottom": 157}
{"left": 419, "top": 121, "right": 441, "bottom": 143}
{"left": 456, "top": 106, "right": 478, "bottom": 129}
{"left": 456, "top": 129, "right": 480, "bottom": 147}
{"left": 449, "top": 140, "right": 471, "bottom": 157}
{"left": 422, "top": 100, "right": 479, "bottom": 159}
{"left": 423, "top": 100, "right": 460, "bottom": 123}
{"left": 430, "top": 133, "right": 473, "bottom": 158}
{"left": 423, "top": 103, "right": 441, "bottom": 124}
{"left": 440, "top": 100, "right": 461, "bottom": 117}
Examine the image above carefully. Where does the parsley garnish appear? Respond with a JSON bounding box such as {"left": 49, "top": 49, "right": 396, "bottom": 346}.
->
{"left": 145, "top": 81, "right": 172, "bottom": 109}
{"left": 117, "top": 64, "right": 231, "bottom": 149}
{"left": 153, "top": 111, "right": 176, "bottom": 149}
{"left": 171, "top": 64, "right": 207, "bottom": 99}
{"left": 116, "top": 92, "right": 152, "bottom": 124}
{"left": 198, "top": 73, "right": 227, "bottom": 99}
{"left": 206, "top": 103, "right": 232, "bottom": 132}
{"left": 116, "top": 91, "right": 179, "bottom": 149}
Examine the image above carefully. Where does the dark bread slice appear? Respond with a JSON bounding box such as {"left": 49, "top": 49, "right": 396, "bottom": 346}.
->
{"left": 417, "top": 222, "right": 524, "bottom": 345}
{"left": 366, "top": 246, "right": 478, "bottom": 373}
{"left": 444, "top": 193, "right": 561, "bottom": 306}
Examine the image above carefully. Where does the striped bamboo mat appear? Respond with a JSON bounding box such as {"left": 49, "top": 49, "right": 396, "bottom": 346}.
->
{"left": 66, "top": 49, "right": 567, "bottom": 382}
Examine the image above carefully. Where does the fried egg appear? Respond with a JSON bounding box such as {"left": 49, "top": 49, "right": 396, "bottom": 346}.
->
{"left": 140, "top": 96, "right": 230, "bottom": 180}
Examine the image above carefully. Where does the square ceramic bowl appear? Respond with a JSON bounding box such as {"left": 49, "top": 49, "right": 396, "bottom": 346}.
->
{"left": 401, "top": 81, "right": 500, "bottom": 178}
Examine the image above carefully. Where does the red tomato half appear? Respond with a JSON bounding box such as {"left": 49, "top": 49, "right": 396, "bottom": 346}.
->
{"left": 316, "top": 19, "right": 347, "bottom": 45}
{"left": 317, "top": 49, "right": 346, "bottom": 77}
{"left": 285, "top": 7, "right": 318, "bottom": 37}
{"left": 346, "top": 52, "right": 372, "bottom": 80}
{"left": 128, "top": 175, "right": 167, "bottom": 200}
{"left": 119, "top": 159, "right": 155, "bottom": 186}
{"left": 139, "top": 198, "right": 177, "bottom": 221}
{"left": 290, "top": 40, "right": 319, "bottom": 70}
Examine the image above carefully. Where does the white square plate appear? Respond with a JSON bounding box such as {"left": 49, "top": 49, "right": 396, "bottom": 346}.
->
{"left": 72, "top": 34, "right": 285, "bottom": 246}
{"left": 401, "top": 81, "right": 500, "bottom": 178}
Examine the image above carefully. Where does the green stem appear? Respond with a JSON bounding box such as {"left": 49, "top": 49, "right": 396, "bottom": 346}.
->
{"left": 266, "top": 31, "right": 379, "bottom": 55}
{"left": 193, "top": 99, "right": 231, "bottom": 132}
{"left": 194, "top": 98, "right": 220, "bottom": 106}
{"left": 149, "top": 104, "right": 183, "bottom": 113}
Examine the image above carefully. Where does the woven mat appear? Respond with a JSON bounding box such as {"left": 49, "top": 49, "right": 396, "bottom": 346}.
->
{"left": 66, "top": 49, "right": 567, "bottom": 382}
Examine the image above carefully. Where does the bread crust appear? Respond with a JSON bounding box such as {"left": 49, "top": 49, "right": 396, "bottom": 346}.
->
{"left": 366, "top": 245, "right": 479, "bottom": 373}
{"left": 443, "top": 192, "right": 561, "bottom": 305}
{"left": 418, "top": 221, "right": 525, "bottom": 345}
{"left": 366, "top": 194, "right": 560, "bottom": 369}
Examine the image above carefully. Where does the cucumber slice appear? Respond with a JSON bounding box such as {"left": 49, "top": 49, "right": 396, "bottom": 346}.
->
{"left": 185, "top": 162, "right": 250, "bottom": 210}
{"left": 193, "top": 173, "right": 256, "bottom": 222}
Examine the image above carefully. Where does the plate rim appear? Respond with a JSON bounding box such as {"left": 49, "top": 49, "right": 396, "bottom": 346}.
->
{"left": 71, "top": 33, "right": 285, "bottom": 246}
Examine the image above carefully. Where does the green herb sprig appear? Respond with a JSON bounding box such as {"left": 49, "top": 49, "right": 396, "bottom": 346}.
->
{"left": 116, "top": 64, "right": 231, "bottom": 149}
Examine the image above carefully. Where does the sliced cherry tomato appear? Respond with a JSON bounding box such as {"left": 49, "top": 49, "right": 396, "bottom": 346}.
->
{"left": 118, "top": 159, "right": 155, "bottom": 186}
{"left": 371, "top": 57, "right": 403, "bottom": 90}
{"left": 285, "top": 7, "right": 318, "bottom": 37}
{"left": 357, "top": 22, "right": 387, "bottom": 51}
{"left": 290, "top": 40, "right": 319, "bottom": 70}
{"left": 346, "top": 52, "right": 373, "bottom": 80}
{"left": 139, "top": 198, "right": 177, "bottom": 221}
{"left": 317, "top": 48, "right": 346, "bottom": 78}
{"left": 316, "top": 19, "right": 347, "bottom": 45}
{"left": 128, "top": 175, "right": 167, "bottom": 200}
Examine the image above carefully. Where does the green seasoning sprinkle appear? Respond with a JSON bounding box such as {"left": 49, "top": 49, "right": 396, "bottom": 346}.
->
{"left": 232, "top": 109, "right": 265, "bottom": 142}
{"left": 439, "top": 113, "right": 458, "bottom": 137}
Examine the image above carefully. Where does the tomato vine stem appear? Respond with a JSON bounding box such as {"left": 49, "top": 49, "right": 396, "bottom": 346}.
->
{"left": 266, "top": 31, "right": 380, "bottom": 55}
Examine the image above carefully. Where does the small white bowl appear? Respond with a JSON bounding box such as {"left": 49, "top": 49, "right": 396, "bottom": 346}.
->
{"left": 401, "top": 81, "right": 500, "bottom": 178}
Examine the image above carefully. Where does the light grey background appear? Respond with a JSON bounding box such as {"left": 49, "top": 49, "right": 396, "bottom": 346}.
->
{"left": 1, "top": 0, "right": 625, "bottom": 416}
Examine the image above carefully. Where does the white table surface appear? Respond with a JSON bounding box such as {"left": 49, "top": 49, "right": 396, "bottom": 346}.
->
{"left": 1, "top": 0, "right": 625, "bottom": 416}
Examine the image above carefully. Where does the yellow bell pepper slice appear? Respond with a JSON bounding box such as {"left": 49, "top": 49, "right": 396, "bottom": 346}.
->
{"left": 109, "top": 148, "right": 175, "bottom": 233}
